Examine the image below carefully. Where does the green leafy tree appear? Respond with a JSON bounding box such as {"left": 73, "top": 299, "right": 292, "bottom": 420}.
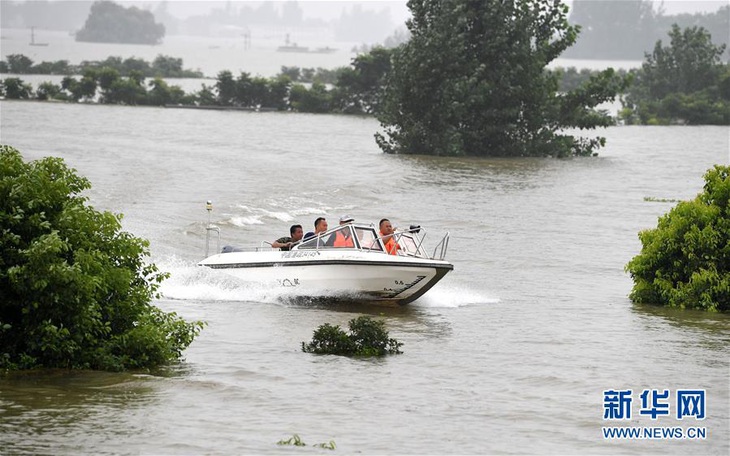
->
{"left": 35, "top": 81, "right": 62, "bottom": 101}
{"left": 195, "top": 84, "right": 217, "bottom": 106}
{"left": 642, "top": 25, "right": 726, "bottom": 98}
{"left": 376, "top": 0, "right": 628, "bottom": 157}
{"left": 626, "top": 165, "right": 730, "bottom": 312}
{"left": 289, "top": 82, "right": 331, "bottom": 113}
{"left": 61, "top": 76, "right": 84, "bottom": 102}
{"left": 1, "top": 78, "right": 33, "bottom": 99}
{"left": 234, "top": 72, "right": 254, "bottom": 107}
{"left": 33, "top": 59, "right": 72, "bottom": 75}
{"left": 335, "top": 46, "right": 392, "bottom": 114}
{"left": 121, "top": 57, "right": 151, "bottom": 75}
{"left": 96, "top": 67, "right": 121, "bottom": 93}
{"left": 5, "top": 54, "right": 34, "bottom": 74}
{"left": 105, "top": 72, "right": 147, "bottom": 105}
{"left": 622, "top": 25, "right": 729, "bottom": 125}
{"left": 0, "top": 146, "right": 204, "bottom": 370}
{"left": 148, "top": 77, "right": 185, "bottom": 106}
{"left": 76, "top": 0, "right": 165, "bottom": 45}
{"left": 263, "top": 75, "right": 290, "bottom": 110}
{"left": 151, "top": 55, "right": 183, "bottom": 77}
{"left": 78, "top": 71, "right": 99, "bottom": 101}
{"left": 215, "top": 70, "right": 236, "bottom": 106}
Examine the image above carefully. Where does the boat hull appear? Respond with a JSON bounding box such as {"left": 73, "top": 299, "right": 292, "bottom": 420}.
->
{"left": 198, "top": 250, "right": 453, "bottom": 305}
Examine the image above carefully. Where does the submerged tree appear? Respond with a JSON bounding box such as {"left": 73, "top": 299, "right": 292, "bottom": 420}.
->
{"left": 302, "top": 316, "right": 402, "bottom": 356}
{"left": 376, "top": 0, "right": 630, "bottom": 157}
{"left": 626, "top": 165, "right": 730, "bottom": 312}
{"left": 621, "top": 24, "right": 729, "bottom": 125}
{"left": 0, "top": 146, "right": 204, "bottom": 370}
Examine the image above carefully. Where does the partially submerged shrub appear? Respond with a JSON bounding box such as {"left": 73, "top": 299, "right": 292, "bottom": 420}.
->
{"left": 0, "top": 145, "right": 204, "bottom": 370}
{"left": 277, "top": 434, "right": 335, "bottom": 450}
{"left": 626, "top": 165, "right": 730, "bottom": 312}
{"left": 302, "top": 316, "right": 403, "bottom": 356}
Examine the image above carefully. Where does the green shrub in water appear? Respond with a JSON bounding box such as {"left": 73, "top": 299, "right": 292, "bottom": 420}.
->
{"left": 277, "top": 434, "right": 336, "bottom": 450}
{"left": 302, "top": 316, "right": 403, "bottom": 356}
{"left": 626, "top": 165, "right": 730, "bottom": 312}
{"left": 0, "top": 145, "right": 204, "bottom": 371}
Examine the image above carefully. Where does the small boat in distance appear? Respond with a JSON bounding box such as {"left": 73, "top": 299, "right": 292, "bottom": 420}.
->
{"left": 277, "top": 33, "right": 308, "bottom": 53}
{"left": 198, "top": 205, "right": 453, "bottom": 305}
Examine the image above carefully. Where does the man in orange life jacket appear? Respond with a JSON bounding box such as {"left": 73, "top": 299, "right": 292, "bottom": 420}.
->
{"left": 332, "top": 215, "right": 355, "bottom": 247}
{"left": 379, "top": 218, "right": 401, "bottom": 255}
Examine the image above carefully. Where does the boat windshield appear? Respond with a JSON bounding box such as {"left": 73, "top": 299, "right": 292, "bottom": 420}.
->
{"left": 396, "top": 232, "right": 425, "bottom": 257}
{"left": 295, "top": 225, "right": 384, "bottom": 251}
{"left": 355, "top": 226, "right": 383, "bottom": 251}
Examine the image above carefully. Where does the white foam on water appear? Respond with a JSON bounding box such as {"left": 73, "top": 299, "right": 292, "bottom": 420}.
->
{"left": 291, "top": 207, "right": 328, "bottom": 216}
{"left": 261, "top": 210, "right": 294, "bottom": 222}
{"left": 157, "top": 257, "right": 276, "bottom": 303}
{"left": 413, "top": 283, "right": 500, "bottom": 308}
{"left": 228, "top": 216, "right": 264, "bottom": 227}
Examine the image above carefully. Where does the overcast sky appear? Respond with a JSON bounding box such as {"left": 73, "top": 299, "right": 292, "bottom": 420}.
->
{"left": 114, "top": 0, "right": 726, "bottom": 23}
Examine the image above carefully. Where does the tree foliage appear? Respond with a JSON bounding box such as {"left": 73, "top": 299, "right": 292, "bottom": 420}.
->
{"left": 626, "top": 165, "right": 730, "bottom": 312}
{"left": 0, "top": 146, "right": 204, "bottom": 370}
{"left": 621, "top": 25, "right": 729, "bottom": 125}
{"left": 76, "top": 0, "right": 165, "bottom": 45}
{"left": 1, "top": 78, "right": 33, "bottom": 99}
{"left": 376, "top": 0, "right": 629, "bottom": 157}
{"left": 333, "top": 47, "right": 392, "bottom": 114}
{"left": 302, "top": 316, "right": 403, "bottom": 356}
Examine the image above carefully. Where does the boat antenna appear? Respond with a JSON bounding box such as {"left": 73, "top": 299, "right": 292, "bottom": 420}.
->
{"left": 205, "top": 200, "right": 220, "bottom": 257}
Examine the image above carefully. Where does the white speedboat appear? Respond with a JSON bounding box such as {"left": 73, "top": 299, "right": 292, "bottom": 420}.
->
{"left": 198, "top": 221, "right": 453, "bottom": 305}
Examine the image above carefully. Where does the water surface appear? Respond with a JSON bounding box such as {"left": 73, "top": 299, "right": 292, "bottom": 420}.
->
{"left": 0, "top": 100, "right": 728, "bottom": 454}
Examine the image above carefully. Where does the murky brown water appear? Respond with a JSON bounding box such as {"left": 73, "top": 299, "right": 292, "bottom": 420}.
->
{"left": 1, "top": 100, "right": 728, "bottom": 454}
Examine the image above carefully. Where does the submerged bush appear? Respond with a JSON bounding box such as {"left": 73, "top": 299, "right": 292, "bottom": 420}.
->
{"left": 0, "top": 145, "right": 204, "bottom": 370}
{"left": 302, "top": 316, "right": 403, "bottom": 356}
{"left": 277, "top": 434, "right": 336, "bottom": 450}
{"left": 626, "top": 165, "right": 730, "bottom": 312}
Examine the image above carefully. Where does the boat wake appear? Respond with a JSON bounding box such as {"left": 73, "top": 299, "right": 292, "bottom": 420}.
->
{"left": 156, "top": 256, "right": 498, "bottom": 308}
{"left": 413, "top": 283, "right": 500, "bottom": 308}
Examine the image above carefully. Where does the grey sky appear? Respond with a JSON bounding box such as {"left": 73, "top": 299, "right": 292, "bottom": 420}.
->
{"left": 108, "top": 0, "right": 727, "bottom": 23}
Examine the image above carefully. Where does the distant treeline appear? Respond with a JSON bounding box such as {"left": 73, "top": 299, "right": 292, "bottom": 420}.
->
{"left": 0, "top": 54, "right": 203, "bottom": 78}
{"left": 1, "top": 51, "right": 607, "bottom": 93}
{"left": 0, "top": 47, "right": 394, "bottom": 114}
{"left": 0, "top": 51, "right": 612, "bottom": 114}
{"left": 3, "top": 31, "right": 728, "bottom": 125}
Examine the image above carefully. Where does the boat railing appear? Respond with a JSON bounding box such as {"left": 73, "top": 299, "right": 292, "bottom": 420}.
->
{"left": 432, "top": 231, "right": 450, "bottom": 260}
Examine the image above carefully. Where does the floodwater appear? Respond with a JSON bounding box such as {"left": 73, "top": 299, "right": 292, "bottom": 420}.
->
{"left": 0, "top": 100, "right": 728, "bottom": 455}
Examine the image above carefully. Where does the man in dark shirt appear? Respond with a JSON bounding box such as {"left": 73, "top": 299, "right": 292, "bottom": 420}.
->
{"left": 272, "top": 224, "right": 303, "bottom": 251}
{"left": 303, "top": 217, "right": 328, "bottom": 241}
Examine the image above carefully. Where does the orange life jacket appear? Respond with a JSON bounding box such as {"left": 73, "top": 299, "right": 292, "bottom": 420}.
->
{"left": 333, "top": 230, "right": 354, "bottom": 247}
{"left": 383, "top": 236, "right": 400, "bottom": 255}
